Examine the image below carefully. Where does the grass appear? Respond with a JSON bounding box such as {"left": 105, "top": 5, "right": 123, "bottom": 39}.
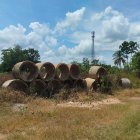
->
{"left": 0, "top": 72, "right": 13, "bottom": 86}
{"left": 0, "top": 72, "right": 140, "bottom": 139}
{"left": 0, "top": 88, "right": 30, "bottom": 103}
{"left": 0, "top": 88, "right": 140, "bottom": 139}
{"left": 115, "top": 71, "right": 140, "bottom": 88}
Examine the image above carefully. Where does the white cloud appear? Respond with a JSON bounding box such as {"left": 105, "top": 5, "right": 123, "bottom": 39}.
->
{"left": 29, "top": 22, "right": 51, "bottom": 35}
{"left": 69, "top": 39, "right": 91, "bottom": 56}
{"left": 90, "top": 6, "right": 130, "bottom": 44}
{"left": 45, "top": 36, "right": 57, "bottom": 47}
{"left": 0, "top": 24, "right": 26, "bottom": 49}
{"left": 54, "top": 7, "right": 86, "bottom": 34}
{"left": 58, "top": 45, "right": 67, "bottom": 55}
{"left": 102, "top": 11, "right": 129, "bottom": 41}
{"left": 0, "top": 7, "right": 140, "bottom": 65}
{"left": 130, "top": 23, "right": 140, "bottom": 36}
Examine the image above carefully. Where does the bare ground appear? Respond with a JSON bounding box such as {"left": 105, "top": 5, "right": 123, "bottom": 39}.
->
{"left": 57, "top": 98, "right": 122, "bottom": 109}
{"left": 1, "top": 89, "right": 140, "bottom": 140}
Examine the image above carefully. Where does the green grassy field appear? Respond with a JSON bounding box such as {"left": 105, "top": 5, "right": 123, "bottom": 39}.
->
{"left": 0, "top": 88, "right": 140, "bottom": 140}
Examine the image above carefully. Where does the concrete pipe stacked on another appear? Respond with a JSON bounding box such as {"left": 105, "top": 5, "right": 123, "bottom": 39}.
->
{"left": 68, "top": 64, "right": 80, "bottom": 80}
{"left": 89, "top": 66, "right": 107, "bottom": 79}
{"left": 74, "top": 79, "right": 87, "bottom": 89}
{"left": 48, "top": 79, "right": 62, "bottom": 93}
{"left": 30, "top": 79, "right": 47, "bottom": 96}
{"left": 62, "top": 79, "right": 75, "bottom": 89}
{"left": 2, "top": 79, "right": 28, "bottom": 93}
{"left": 84, "top": 78, "right": 98, "bottom": 91}
{"left": 36, "top": 62, "right": 55, "bottom": 81}
{"left": 12, "top": 61, "right": 38, "bottom": 82}
{"left": 55, "top": 63, "right": 69, "bottom": 81}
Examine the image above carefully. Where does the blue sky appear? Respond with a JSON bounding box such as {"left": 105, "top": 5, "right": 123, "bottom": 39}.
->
{"left": 0, "top": 0, "right": 140, "bottom": 64}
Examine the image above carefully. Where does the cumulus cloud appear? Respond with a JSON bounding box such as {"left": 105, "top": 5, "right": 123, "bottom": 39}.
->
{"left": 54, "top": 7, "right": 86, "bottom": 34}
{"left": 0, "top": 24, "right": 26, "bottom": 49}
{"left": 29, "top": 22, "right": 51, "bottom": 36}
{"left": 0, "top": 6, "right": 140, "bottom": 64}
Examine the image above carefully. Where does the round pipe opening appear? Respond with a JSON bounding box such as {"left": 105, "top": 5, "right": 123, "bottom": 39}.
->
{"left": 69, "top": 64, "right": 80, "bottom": 80}
{"left": 55, "top": 63, "right": 69, "bottom": 81}
{"left": 37, "top": 62, "right": 55, "bottom": 81}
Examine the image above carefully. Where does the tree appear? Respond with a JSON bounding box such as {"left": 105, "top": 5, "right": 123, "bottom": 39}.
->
{"left": 129, "top": 41, "right": 139, "bottom": 57}
{"left": 131, "top": 51, "right": 140, "bottom": 69}
{"left": 91, "top": 59, "right": 99, "bottom": 66}
{"left": 23, "top": 48, "right": 40, "bottom": 63}
{"left": 0, "top": 45, "right": 40, "bottom": 72}
{"left": 119, "top": 41, "right": 129, "bottom": 64}
{"left": 81, "top": 58, "right": 90, "bottom": 72}
{"left": 119, "top": 41, "right": 139, "bottom": 64}
{"left": 113, "top": 50, "right": 126, "bottom": 68}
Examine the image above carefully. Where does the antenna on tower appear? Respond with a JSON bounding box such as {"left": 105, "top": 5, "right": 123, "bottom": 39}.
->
{"left": 91, "top": 31, "right": 95, "bottom": 62}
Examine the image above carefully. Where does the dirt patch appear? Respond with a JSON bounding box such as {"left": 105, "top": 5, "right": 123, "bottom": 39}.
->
{"left": 57, "top": 98, "right": 122, "bottom": 109}
{"left": 128, "top": 97, "right": 140, "bottom": 101}
{"left": 0, "top": 133, "right": 7, "bottom": 140}
{"left": 12, "top": 103, "right": 27, "bottom": 112}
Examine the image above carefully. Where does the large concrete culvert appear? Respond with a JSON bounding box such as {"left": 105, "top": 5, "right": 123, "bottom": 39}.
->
{"left": 29, "top": 79, "right": 47, "bottom": 96}
{"left": 118, "top": 78, "right": 132, "bottom": 89}
{"left": 73, "top": 79, "right": 87, "bottom": 89}
{"left": 68, "top": 64, "right": 80, "bottom": 80}
{"left": 12, "top": 61, "right": 38, "bottom": 82}
{"left": 62, "top": 80, "right": 75, "bottom": 89}
{"left": 36, "top": 62, "right": 55, "bottom": 81}
{"left": 47, "top": 80, "right": 62, "bottom": 96}
{"left": 2, "top": 79, "right": 28, "bottom": 93}
{"left": 89, "top": 66, "right": 107, "bottom": 79}
{"left": 55, "top": 63, "right": 69, "bottom": 81}
{"left": 84, "top": 78, "right": 98, "bottom": 91}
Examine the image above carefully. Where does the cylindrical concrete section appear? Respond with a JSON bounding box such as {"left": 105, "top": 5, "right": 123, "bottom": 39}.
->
{"left": 55, "top": 63, "right": 69, "bottom": 81}
{"left": 12, "top": 61, "right": 38, "bottom": 82}
{"left": 2, "top": 79, "right": 28, "bottom": 93}
{"left": 68, "top": 64, "right": 80, "bottom": 80}
{"left": 89, "top": 66, "right": 107, "bottom": 79}
{"left": 118, "top": 78, "right": 132, "bottom": 88}
{"left": 84, "top": 78, "right": 98, "bottom": 91}
{"left": 30, "top": 79, "right": 47, "bottom": 96}
{"left": 36, "top": 62, "right": 55, "bottom": 81}
{"left": 48, "top": 80, "right": 62, "bottom": 92}
{"left": 74, "top": 79, "right": 86, "bottom": 89}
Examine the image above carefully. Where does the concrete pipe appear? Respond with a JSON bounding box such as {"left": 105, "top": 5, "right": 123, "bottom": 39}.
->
{"left": 74, "top": 79, "right": 86, "bottom": 89}
{"left": 68, "top": 64, "right": 80, "bottom": 80}
{"left": 55, "top": 63, "right": 69, "bottom": 81}
{"left": 48, "top": 80, "right": 62, "bottom": 93}
{"left": 118, "top": 78, "right": 132, "bottom": 88}
{"left": 12, "top": 61, "right": 38, "bottom": 82}
{"left": 36, "top": 62, "right": 55, "bottom": 81}
{"left": 62, "top": 79, "right": 75, "bottom": 89}
{"left": 2, "top": 79, "right": 28, "bottom": 93}
{"left": 30, "top": 79, "right": 47, "bottom": 96}
{"left": 84, "top": 78, "right": 98, "bottom": 91}
{"left": 89, "top": 66, "right": 107, "bottom": 79}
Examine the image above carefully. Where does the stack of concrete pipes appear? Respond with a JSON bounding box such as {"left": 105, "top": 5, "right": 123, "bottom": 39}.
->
{"left": 2, "top": 60, "right": 132, "bottom": 96}
{"left": 2, "top": 61, "right": 109, "bottom": 95}
{"left": 85, "top": 66, "right": 107, "bottom": 91}
{"left": 2, "top": 61, "right": 89, "bottom": 97}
